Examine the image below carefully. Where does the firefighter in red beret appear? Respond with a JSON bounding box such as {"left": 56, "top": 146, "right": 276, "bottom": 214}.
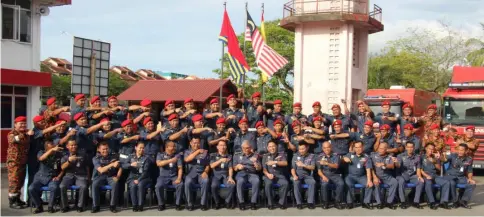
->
{"left": 288, "top": 120, "right": 315, "bottom": 153}
{"left": 270, "top": 119, "right": 290, "bottom": 154}
{"left": 87, "top": 96, "right": 114, "bottom": 126}
{"left": 223, "top": 94, "right": 244, "bottom": 130}
{"left": 133, "top": 99, "right": 158, "bottom": 130}
{"left": 239, "top": 90, "right": 265, "bottom": 128}
{"left": 374, "top": 101, "right": 398, "bottom": 135}
{"left": 326, "top": 103, "right": 355, "bottom": 134}
{"left": 349, "top": 120, "right": 378, "bottom": 155}
{"left": 396, "top": 104, "right": 419, "bottom": 137}
{"left": 161, "top": 99, "right": 178, "bottom": 128}
{"left": 231, "top": 118, "right": 256, "bottom": 153}
{"left": 178, "top": 98, "right": 198, "bottom": 128}
{"left": 308, "top": 101, "right": 327, "bottom": 128}
{"left": 52, "top": 120, "right": 69, "bottom": 147}
{"left": 423, "top": 124, "right": 446, "bottom": 154}
{"left": 207, "top": 118, "right": 233, "bottom": 153}
{"left": 350, "top": 100, "right": 374, "bottom": 133}
{"left": 105, "top": 96, "right": 130, "bottom": 129}
{"left": 161, "top": 114, "right": 190, "bottom": 153}
{"left": 203, "top": 98, "right": 225, "bottom": 129}
{"left": 187, "top": 114, "right": 214, "bottom": 151}
{"left": 377, "top": 124, "right": 403, "bottom": 155}
{"left": 7, "top": 116, "right": 30, "bottom": 208}
{"left": 397, "top": 124, "right": 421, "bottom": 155}
{"left": 94, "top": 118, "right": 124, "bottom": 154}
{"left": 456, "top": 126, "right": 479, "bottom": 157}
{"left": 285, "top": 102, "right": 308, "bottom": 136}
{"left": 254, "top": 121, "right": 275, "bottom": 155}
{"left": 43, "top": 97, "right": 70, "bottom": 127}
{"left": 417, "top": 104, "right": 443, "bottom": 135}
{"left": 70, "top": 94, "right": 103, "bottom": 128}
{"left": 266, "top": 99, "right": 285, "bottom": 130}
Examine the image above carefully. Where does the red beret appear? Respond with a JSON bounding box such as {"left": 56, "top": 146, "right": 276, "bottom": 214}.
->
{"left": 430, "top": 124, "right": 440, "bottom": 130}
{"left": 216, "top": 118, "right": 226, "bottom": 124}
{"left": 14, "top": 116, "right": 27, "bottom": 123}
{"left": 165, "top": 99, "right": 174, "bottom": 107}
{"left": 382, "top": 101, "right": 391, "bottom": 107}
{"left": 90, "top": 96, "right": 100, "bottom": 104}
{"left": 357, "top": 101, "right": 365, "bottom": 106}
{"left": 33, "top": 115, "right": 44, "bottom": 123}
{"left": 380, "top": 124, "right": 390, "bottom": 131}
{"left": 255, "top": 121, "right": 265, "bottom": 128}
{"left": 331, "top": 104, "right": 341, "bottom": 110}
{"left": 143, "top": 117, "right": 152, "bottom": 126}
{"left": 73, "top": 113, "right": 85, "bottom": 121}
{"left": 168, "top": 113, "right": 178, "bottom": 121}
{"left": 140, "top": 99, "right": 152, "bottom": 107}
{"left": 333, "top": 119, "right": 342, "bottom": 126}
{"left": 210, "top": 98, "right": 218, "bottom": 104}
{"left": 427, "top": 104, "right": 437, "bottom": 110}
{"left": 100, "top": 118, "right": 110, "bottom": 123}
{"left": 121, "top": 120, "right": 132, "bottom": 127}
{"left": 291, "top": 120, "right": 301, "bottom": 128}
{"left": 403, "top": 124, "right": 414, "bottom": 130}
{"left": 402, "top": 103, "right": 412, "bottom": 109}
{"left": 191, "top": 114, "right": 203, "bottom": 122}
{"left": 227, "top": 94, "right": 235, "bottom": 101}
{"left": 252, "top": 92, "right": 261, "bottom": 98}
{"left": 312, "top": 101, "right": 321, "bottom": 108}
{"left": 184, "top": 98, "right": 193, "bottom": 104}
{"left": 55, "top": 120, "right": 65, "bottom": 125}
{"left": 46, "top": 97, "right": 56, "bottom": 106}
{"left": 107, "top": 96, "right": 117, "bottom": 101}
{"left": 293, "top": 102, "right": 302, "bottom": 108}
{"left": 313, "top": 116, "right": 322, "bottom": 122}
{"left": 74, "top": 94, "right": 85, "bottom": 101}
{"left": 239, "top": 118, "right": 248, "bottom": 124}
{"left": 466, "top": 126, "right": 475, "bottom": 131}
{"left": 364, "top": 120, "right": 373, "bottom": 127}
{"left": 273, "top": 119, "right": 284, "bottom": 126}
{"left": 273, "top": 99, "right": 282, "bottom": 105}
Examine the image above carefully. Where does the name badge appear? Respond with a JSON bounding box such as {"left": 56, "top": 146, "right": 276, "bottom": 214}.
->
{"left": 197, "top": 159, "right": 200, "bottom": 164}
{"left": 413, "top": 166, "right": 416, "bottom": 171}
{"left": 460, "top": 167, "right": 464, "bottom": 172}
{"left": 76, "top": 161, "right": 81, "bottom": 167}
{"left": 351, "top": 154, "right": 354, "bottom": 159}
{"left": 297, "top": 156, "right": 301, "bottom": 161}
{"left": 169, "top": 163, "right": 173, "bottom": 168}
{"left": 119, "top": 154, "right": 128, "bottom": 159}
{"left": 357, "top": 163, "right": 361, "bottom": 169}
{"left": 221, "top": 163, "right": 224, "bottom": 169}
{"left": 54, "top": 163, "right": 58, "bottom": 170}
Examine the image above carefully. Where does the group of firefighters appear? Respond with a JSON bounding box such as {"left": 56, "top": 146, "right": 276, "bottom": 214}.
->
{"left": 6, "top": 90, "right": 478, "bottom": 213}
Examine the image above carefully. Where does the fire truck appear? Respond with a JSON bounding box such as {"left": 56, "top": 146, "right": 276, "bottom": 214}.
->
{"left": 364, "top": 86, "right": 441, "bottom": 136}
{"left": 442, "top": 66, "right": 484, "bottom": 169}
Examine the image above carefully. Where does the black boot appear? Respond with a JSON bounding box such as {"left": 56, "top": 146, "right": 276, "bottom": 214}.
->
{"left": 251, "top": 203, "right": 257, "bottom": 210}
{"left": 175, "top": 204, "right": 183, "bottom": 211}
{"left": 430, "top": 203, "right": 438, "bottom": 210}
{"left": 91, "top": 206, "right": 100, "bottom": 213}
{"left": 158, "top": 205, "right": 165, "bottom": 211}
{"left": 362, "top": 203, "right": 373, "bottom": 210}
{"left": 110, "top": 205, "right": 117, "bottom": 213}
{"left": 296, "top": 204, "right": 303, "bottom": 210}
{"left": 61, "top": 206, "right": 70, "bottom": 213}
{"left": 133, "top": 205, "right": 139, "bottom": 212}
{"left": 14, "top": 196, "right": 26, "bottom": 207}
{"left": 440, "top": 203, "right": 450, "bottom": 210}
{"left": 308, "top": 203, "right": 315, "bottom": 209}
{"left": 33, "top": 206, "right": 44, "bottom": 214}
{"left": 187, "top": 205, "right": 194, "bottom": 211}
{"left": 268, "top": 204, "right": 275, "bottom": 210}
{"left": 412, "top": 203, "right": 422, "bottom": 209}
{"left": 239, "top": 203, "right": 246, "bottom": 210}
{"left": 459, "top": 201, "right": 470, "bottom": 209}
{"left": 77, "top": 207, "right": 84, "bottom": 212}
{"left": 280, "top": 203, "right": 287, "bottom": 210}
{"left": 48, "top": 207, "right": 55, "bottom": 213}
{"left": 138, "top": 205, "right": 144, "bottom": 212}
{"left": 322, "top": 202, "right": 329, "bottom": 209}
{"left": 346, "top": 203, "right": 354, "bottom": 209}
{"left": 8, "top": 197, "right": 16, "bottom": 208}
{"left": 201, "top": 205, "right": 209, "bottom": 211}
{"left": 376, "top": 203, "right": 384, "bottom": 209}
{"left": 400, "top": 202, "right": 409, "bottom": 209}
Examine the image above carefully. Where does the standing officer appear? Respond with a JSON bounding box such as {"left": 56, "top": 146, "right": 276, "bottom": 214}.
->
{"left": 396, "top": 104, "right": 419, "bottom": 137}
{"left": 160, "top": 99, "right": 178, "bottom": 127}
{"left": 395, "top": 142, "right": 424, "bottom": 209}
{"left": 350, "top": 121, "right": 377, "bottom": 155}
{"left": 456, "top": 126, "right": 479, "bottom": 157}
{"left": 43, "top": 97, "right": 70, "bottom": 127}
{"left": 210, "top": 140, "right": 236, "bottom": 209}
{"left": 106, "top": 96, "right": 128, "bottom": 129}
{"left": 398, "top": 124, "right": 421, "bottom": 155}
{"left": 317, "top": 142, "right": 345, "bottom": 209}
{"left": 262, "top": 141, "right": 289, "bottom": 210}
{"left": 378, "top": 124, "right": 402, "bottom": 155}
{"left": 28, "top": 140, "right": 63, "bottom": 214}
{"left": 423, "top": 124, "right": 445, "bottom": 153}
{"left": 91, "top": 142, "right": 122, "bottom": 213}
{"left": 285, "top": 102, "right": 308, "bottom": 136}
{"left": 350, "top": 100, "right": 374, "bottom": 133}
{"left": 231, "top": 118, "right": 256, "bottom": 153}
{"left": 308, "top": 116, "right": 328, "bottom": 154}
{"left": 291, "top": 143, "right": 316, "bottom": 209}
{"left": 162, "top": 113, "right": 189, "bottom": 153}
{"left": 418, "top": 104, "right": 443, "bottom": 134}
{"left": 325, "top": 103, "right": 354, "bottom": 133}
{"left": 233, "top": 141, "right": 262, "bottom": 210}
{"left": 266, "top": 99, "right": 285, "bottom": 130}
{"left": 224, "top": 94, "right": 244, "bottom": 130}
{"left": 184, "top": 137, "right": 210, "bottom": 211}
{"left": 188, "top": 114, "right": 213, "bottom": 150}
{"left": 272, "top": 119, "right": 290, "bottom": 153}
{"left": 52, "top": 120, "right": 69, "bottom": 147}
{"left": 60, "top": 140, "right": 90, "bottom": 213}
{"left": 255, "top": 121, "right": 273, "bottom": 154}
{"left": 7, "top": 116, "right": 29, "bottom": 209}
{"left": 133, "top": 99, "right": 158, "bottom": 130}
{"left": 87, "top": 96, "right": 113, "bottom": 126}
{"left": 243, "top": 92, "right": 264, "bottom": 128}
{"left": 94, "top": 118, "right": 123, "bottom": 154}
{"left": 207, "top": 118, "right": 232, "bottom": 153}
{"left": 64, "top": 113, "right": 108, "bottom": 160}
{"left": 123, "top": 142, "right": 152, "bottom": 212}
{"left": 288, "top": 121, "right": 316, "bottom": 153}
{"left": 374, "top": 101, "right": 398, "bottom": 135}
{"left": 203, "top": 98, "right": 224, "bottom": 129}
{"left": 155, "top": 141, "right": 184, "bottom": 211}
{"left": 139, "top": 118, "right": 165, "bottom": 184}
{"left": 307, "top": 101, "right": 326, "bottom": 127}
{"left": 178, "top": 98, "right": 197, "bottom": 128}
{"left": 443, "top": 144, "right": 476, "bottom": 209}
{"left": 420, "top": 143, "right": 451, "bottom": 210}
{"left": 342, "top": 141, "right": 373, "bottom": 209}
{"left": 329, "top": 120, "right": 352, "bottom": 157}
{"left": 70, "top": 94, "right": 87, "bottom": 128}
{"left": 371, "top": 142, "right": 398, "bottom": 209}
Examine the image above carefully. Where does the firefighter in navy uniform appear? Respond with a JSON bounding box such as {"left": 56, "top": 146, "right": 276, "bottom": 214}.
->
{"left": 28, "top": 140, "right": 64, "bottom": 214}
{"left": 184, "top": 137, "right": 211, "bottom": 211}
{"left": 132, "top": 99, "right": 158, "bottom": 130}
{"left": 231, "top": 118, "right": 256, "bottom": 153}
{"left": 203, "top": 98, "right": 224, "bottom": 129}
{"left": 374, "top": 101, "right": 398, "bottom": 135}
{"left": 139, "top": 117, "right": 165, "bottom": 183}
{"left": 378, "top": 124, "right": 402, "bottom": 155}
{"left": 162, "top": 113, "right": 189, "bottom": 153}
{"left": 7, "top": 116, "right": 30, "bottom": 209}
{"left": 395, "top": 142, "right": 424, "bottom": 209}
{"left": 262, "top": 141, "right": 289, "bottom": 210}
{"left": 396, "top": 104, "right": 419, "bottom": 137}
{"left": 325, "top": 103, "right": 354, "bottom": 133}
{"left": 255, "top": 121, "right": 273, "bottom": 155}
{"left": 155, "top": 141, "right": 184, "bottom": 211}
{"left": 106, "top": 96, "right": 128, "bottom": 129}
{"left": 291, "top": 143, "right": 317, "bottom": 210}
{"left": 398, "top": 124, "right": 421, "bottom": 155}
{"left": 52, "top": 120, "right": 69, "bottom": 147}
{"left": 285, "top": 102, "right": 308, "bottom": 136}
{"left": 160, "top": 99, "right": 178, "bottom": 128}
{"left": 122, "top": 142, "right": 152, "bottom": 212}
{"left": 342, "top": 141, "right": 374, "bottom": 209}
{"left": 59, "top": 140, "right": 90, "bottom": 213}
{"left": 266, "top": 99, "right": 285, "bottom": 130}
{"left": 223, "top": 94, "right": 244, "bottom": 130}
{"left": 178, "top": 98, "right": 197, "bottom": 128}
{"left": 420, "top": 143, "right": 451, "bottom": 210}
{"left": 87, "top": 96, "right": 113, "bottom": 127}
{"left": 91, "top": 142, "right": 122, "bottom": 213}
{"left": 207, "top": 118, "right": 232, "bottom": 153}
{"left": 242, "top": 92, "right": 265, "bottom": 128}
{"left": 350, "top": 121, "right": 377, "bottom": 155}
{"left": 187, "top": 114, "right": 213, "bottom": 150}
{"left": 371, "top": 142, "right": 398, "bottom": 209}
{"left": 317, "top": 142, "right": 345, "bottom": 210}
{"left": 210, "top": 140, "right": 236, "bottom": 210}
{"left": 233, "top": 141, "right": 262, "bottom": 210}
{"left": 443, "top": 144, "right": 476, "bottom": 209}
{"left": 350, "top": 100, "right": 374, "bottom": 133}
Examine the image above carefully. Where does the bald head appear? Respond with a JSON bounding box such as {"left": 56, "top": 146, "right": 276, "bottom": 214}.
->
{"left": 242, "top": 140, "right": 252, "bottom": 154}
{"left": 378, "top": 142, "right": 388, "bottom": 155}
{"left": 323, "top": 141, "right": 332, "bottom": 154}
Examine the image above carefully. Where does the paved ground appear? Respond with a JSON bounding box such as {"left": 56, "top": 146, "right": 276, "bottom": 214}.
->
{"left": 2, "top": 170, "right": 484, "bottom": 216}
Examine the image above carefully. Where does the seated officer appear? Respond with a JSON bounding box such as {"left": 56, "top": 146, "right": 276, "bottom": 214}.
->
{"left": 184, "top": 137, "right": 210, "bottom": 211}
{"left": 262, "top": 141, "right": 289, "bottom": 210}
{"left": 28, "top": 140, "right": 63, "bottom": 214}
{"left": 342, "top": 141, "right": 373, "bottom": 209}
{"left": 371, "top": 142, "right": 398, "bottom": 209}
{"left": 60, "top": 140, "right": 89, "bottom": 213}
{"left": 378, "top": 124, "right": 402, "bottom": 155}
{"left": 395, "top": 142, "right": 424, "bottom": 209}
{"left": 155, "top": 141, "right": 184, "bottom": 211}
{"left": 210, "top": 140, "right": 236, "bottom": 210}
{"left": 350, "top": 121, "right": 377, "bottom": 155}
{"left": 91, "top": 142, "right": 122, "bottom": 213}
{"left": 420, "top": 143, "right": 451, "bottom": 210}
{"left": 122, "top": 142, "right": 152, "bottom": 212}
{"left": 231, "top": 118, "right": 256, "bottom": 153}
{"left": 291, "top": 143, "right": 316, "bottom": 210}
{"left": 317, "top": 142, "right": 344, "bottom": 210}
{"left": 443, "top": 144, "right": 476, "bottom": 209}
{"left": 234, "top": 141, "right": 262, "bottom": 210}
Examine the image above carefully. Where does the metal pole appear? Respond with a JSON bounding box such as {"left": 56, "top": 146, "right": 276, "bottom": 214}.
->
{"left": 242, "top": 1, "right": 248, "bottom": 105}
{"left": 90, "top": 52, "right": 96, "bottom": 98}
{"left": 219, "top": 2, "right": 226, "bottom": 106}
{"left": 261, "top": 3, "right": 266, "bottom": 107}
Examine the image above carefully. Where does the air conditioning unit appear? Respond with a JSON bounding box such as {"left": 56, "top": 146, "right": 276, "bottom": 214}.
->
{"left": 389, "top": 85, "right": 405, "bottom": 89}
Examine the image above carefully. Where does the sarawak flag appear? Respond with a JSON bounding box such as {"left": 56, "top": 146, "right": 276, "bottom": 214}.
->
{"left": 260, "top": 11, "right": 269, "bottom": 83}
{"left": 219, "top": 9, "right": 249, "bottom": 84}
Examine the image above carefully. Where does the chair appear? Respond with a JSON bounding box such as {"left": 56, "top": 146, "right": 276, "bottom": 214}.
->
{"left": 349, "top": 184, "right": 365, "bottom": 206}
{"left": 123, "top": 183, "right": 154, "bottom": 208}
{"left": 210, "top": 183, "right": 234, "bottom": 208}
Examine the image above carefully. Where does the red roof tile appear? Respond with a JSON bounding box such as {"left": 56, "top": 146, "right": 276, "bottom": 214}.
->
{"left": 117, "top": 79, "right": 237, "bottom": 103}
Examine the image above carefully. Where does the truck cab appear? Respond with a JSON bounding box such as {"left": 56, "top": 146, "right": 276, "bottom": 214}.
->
{"left": 442, "top": 66, "right": 484, "bottom": 169}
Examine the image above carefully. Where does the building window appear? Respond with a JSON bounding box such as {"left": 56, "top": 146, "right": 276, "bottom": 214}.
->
{"left": 1, "top": 0, "right": 32, "bottom": 43}
{"left": 1, "top": 85, "right": 28, "bottom": 129}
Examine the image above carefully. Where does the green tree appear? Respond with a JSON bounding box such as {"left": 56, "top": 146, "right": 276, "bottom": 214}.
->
{"left": 108, "top": 72, "right": 131, "bottom": 96}
{"left": 41, "top": 74, "right": 72, "bottom": 106}
{"left": 465, "top": 23, "right": 484, "bottom": 66}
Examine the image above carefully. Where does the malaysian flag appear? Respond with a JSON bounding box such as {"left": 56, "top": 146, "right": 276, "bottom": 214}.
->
{"left": 245, "top": 10, "right": 288, "bottom": 78}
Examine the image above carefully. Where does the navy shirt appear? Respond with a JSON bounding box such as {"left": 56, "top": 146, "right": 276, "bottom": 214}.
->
{"left": 178, "top": 109, "right": 196, "bottom": 128}
{"left": 133, "top": 110, "right": 158, "bottom": 130}
{"left": 267, "top": 111, "right": 285, "bottom": 130}
{"left": 262, "top": 152, "right": 287, "bottom": 176}
{"left": 73, "top": 126, "right": 96, "bottom": 155}
{"left": 210, "top": 153, "right": 233, "bottom": 178}
{"left": 203, "top": 109, "right": 223, "bottom": 129}
{"left": 291, "top": 152, "right": 316, "bottom": 177}
{"left": 325, "top": 115, "right": 354, "bottom": 133}
{"left": 244, "top": 100, "right": 264, "bottom": 128}
{"left": 397, "top": 152, "right": 421, "bottom": 177}
{"left": 108, "top": 107, "right": 127, "bottom": 129}
{"left": 187, "top": 128, "right": 212, "bottom": 150}
{"left": 207, "top": 129, "right": 232, "bottom": 153}
{"left": 285, "top": 113, "right": 308, "bottom": 136}
{"left": 330, "top": 133, "right": 352, "bottom": 155}
{"left": 70, "top": 106, "right": 86, "bottom": 128}
{"left": 233, "top": 152, "right": 261, "bottom": 175}
{"left": 51, "top": 131, "right": 67, "bottom": 147}
{"left": 161, "top": 127, "right": 189, "bottom": 154}
{"left": 117, "top": 132, "right": 138, "bottom": 157}
{"left": 157, "top": 152, "right": 183, "bottom": 178}
{"left": 445, "top": 153, "right": 473, "bottom": 177}
{"left": 184, "top": 149, "right": 210, "bottom": 178}
{"left": 400, "top": 135, "right": 421, "bottom": 155}
{"left": 307, "top": 112, "right": 326, "bottom": 127}
{"left": 139, "top": 129, "right": 163, "bottom": 156}
{"left": 29, "top": 128, "right": 45, "bottom": 162}
{"left": 316, "top": 152, "right": 341, "bottom": 176}
{"left": 61, "top": 152, "right": 89, "bottom": 176}
{"left": 231, "top": 131, "right": 256, "bottom": 153}
{"left": 92, "top": 153, "right": 119, "bottom": 179}
{"left": 223, "top": 108, "right": 244, "bottom": 130}
{"left": 123, "top": 154, "right": 152, "bottom": 182}
{"left": 374, "top": 112, "right": 398, "bottom": 134}
{"left": 350, "top": 132, "right": 376, "bottom": 155}
{"left": 380, "top": 133, "right": 399, "bottom": 150}
{"left": 345, "top": 152, "right": 372, "bottom": 177}
{"left": 95, "top": 130, "right": 121, "bottom": 154}
{"left": 421, "top": 154, "right": 441, "bottom": 178}
{"left": 87, "top": 109, "right": 107, "bottom": 127}
{"left": 350, "top": 112, "right": 373, "bottom": 133}
{"left": 370, "top": 153, "right": 394, "bottom": 179}
{"left": 255, "top": 133, "right": 272, "bottom": 155}
{"left": 36, "top": 150, "right": 62, "bottom": 178}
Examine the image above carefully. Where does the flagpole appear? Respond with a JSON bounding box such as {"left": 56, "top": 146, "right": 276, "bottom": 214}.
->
{"left": 242, "top": 1, "right": 248, "bottom": 106}
{"left": 261, "top": 3, "right": 266, "bottom": 107}
{"left": 220, "top": 1, "right": 226, "bottom": 105}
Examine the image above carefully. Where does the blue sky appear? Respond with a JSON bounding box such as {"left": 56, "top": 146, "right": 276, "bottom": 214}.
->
{"left": 41, "top": 0, "right": 483, "bottom": 78}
